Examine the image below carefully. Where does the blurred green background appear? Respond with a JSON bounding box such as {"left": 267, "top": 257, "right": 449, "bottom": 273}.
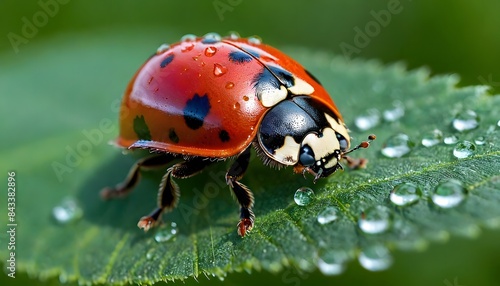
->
{"left": 1, "top": 0, "right": 500, "bottom": 285}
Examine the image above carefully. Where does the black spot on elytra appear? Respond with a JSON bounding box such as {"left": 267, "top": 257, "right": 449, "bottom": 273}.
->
{"left": 169, "top": 128, "right": 179, "bottom": 143}
{"left": 304, "top": 69, "right": 322, "bottom": 85}
{"left": 133, "top": 115, "right": 152, "bottom": 140}
{"left": 253, "top": 65, "right": 295, "bottom": 101}
{"left": 219, "top": 130, "right": 230, "bottom": 142}
{"left": 229, "top": 50, "right": 253, "bottom": 64}
{"left": 183, "top": 93, "right": 211, "bottom": 130}
{"left": 160, "top": 54, "right": 174, "bottom": 68}
{"left": 242, "top": 47, "right": 261, "bottom": 59}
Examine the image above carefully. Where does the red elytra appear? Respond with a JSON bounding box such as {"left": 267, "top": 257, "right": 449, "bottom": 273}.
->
{"left": 116, "top": 36, "right": 343, "bottom": 157}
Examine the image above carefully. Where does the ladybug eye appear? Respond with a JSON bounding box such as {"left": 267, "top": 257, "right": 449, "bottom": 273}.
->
{"left": 299, "top": 145, "right": 316, "bottom": 167}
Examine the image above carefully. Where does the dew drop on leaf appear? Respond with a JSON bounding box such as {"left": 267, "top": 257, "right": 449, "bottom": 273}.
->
{"left": 431, "top": 179, "right": 467, "bottom": 208}
{"left": 358, "top": 205, "right": 391, "bottom": 234}
{"left": 294, "top": 187, "right": 314, "bottom": 206}
{"left": 358, "top": 245, "right": 393, "bottom": 272}
{"left": 474, "top": 136, "right": 486, "bottom": 145}
{"left": 453, "top": 141, "right": 476, "bottom": 159}
{"left": 452, "top": 110, "right": 479, "bottom": 132}
{"left": 383, "top": 101, "right": 405, "bottom": 122}
{"left": 317, "top": 248, "right": 350, "bottom": 275}
{"left": 354, "top": 109, "right": 380, "bottom": 131}
{"left": 381, "top": 133, "right": 413, "bottom": 158}
{"left": 52, "top": 197, "right": 83, "bottom": 224}
{"left": 390, "top": 183, "right": 421, "bottom": 206}
{"left": 317, "top": 206, "right": 339, "bottom": 224}
{"left": 421, "top": 129, "right": 443, "bottom": 147}
{"left": 146, "top": 248, "right": 155, "bottom": 260}
{"left": 154, "top": 222, "right": 178, "bottom": 243}
{"left": 443, "top": 135, "right": 459, "bottom": 145}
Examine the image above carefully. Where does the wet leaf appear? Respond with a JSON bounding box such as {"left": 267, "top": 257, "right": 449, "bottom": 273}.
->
{"left": 1, "top": 29, "right": 499, "bottom": 285}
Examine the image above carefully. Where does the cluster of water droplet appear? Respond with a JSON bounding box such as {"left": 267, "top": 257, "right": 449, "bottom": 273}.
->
{"left": 354, "top": 101, "right": 405, "bottom": 132}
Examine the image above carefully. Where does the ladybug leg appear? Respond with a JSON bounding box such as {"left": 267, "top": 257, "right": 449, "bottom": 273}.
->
{"left": 101, "top": 154, "right": 175, "bottom": 199}
{"left": 137, "top": 158, "right": 213, "bottom": 231}
{"left": 225, "top": 147, "right": 254, "bottom": 237}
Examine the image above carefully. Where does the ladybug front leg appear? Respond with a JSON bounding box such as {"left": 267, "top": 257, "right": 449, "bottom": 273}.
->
{"left": 137, "top": 158, "right": 214, "bottom": 231}
{"left": 101, "top": 154, "right": 175, "bottom": 199}
{"left": 226, "top": 147, "right": 255, "bottom": 237}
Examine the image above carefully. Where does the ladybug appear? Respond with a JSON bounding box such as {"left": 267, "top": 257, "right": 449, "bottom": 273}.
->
{"left": 102, "top": 32, "right": 374, "bottom": 237}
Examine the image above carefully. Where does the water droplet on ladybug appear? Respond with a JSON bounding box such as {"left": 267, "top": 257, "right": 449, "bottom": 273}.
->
{"left": 148, "top": 76, "right": 154, "bottom": 85}
{"left": 227, "top": 31, "right": 240, "bottom": 40}
{"left": 156, "top": 43, "right": 170, "bottom": 54}
{"left": 431, "top": 179, "right": 466, "bottom": 208}
{"left": 180, "top": 34, "right": 197, "bottom": 42}
{"left": 204, "top": 46, "right": 217, "bottom": 57}
{"left": 381, "top": 133, "right": 413, "bottom": 158}
{"left": 202, "top": 32, "right": 222, "bottom": 42}
{"left": 225, "top": 82, "right": 235, "bottom": 89}
{"left": 247, "top": 36, "right": 262, "bottom": 45}
{"left": 154, "top": 222, "right": 178, "bottom": 242}
{"left": 213, "top": 63, "right": 227, "bottom": 77}
{"left": 453, "top": 140, "right": 476, "bottom": 159}
{"left": 294, "top": 187, "right": 314, "bottom": 206}
{"left": 243, "top": 95, "right": 249, "bottom": 101}
{"left": 452, "top": 110, "right": 479, "bottom": 132}
{"left": 52, "top": 197, "right": 83, "bottom": 224}
{"left": 233, "top": 102, "right": 240, "bottom": 109}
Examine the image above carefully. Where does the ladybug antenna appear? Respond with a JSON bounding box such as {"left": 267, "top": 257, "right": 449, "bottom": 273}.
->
{"left": 342, "top": 134, "right": 376, "bottom": 156}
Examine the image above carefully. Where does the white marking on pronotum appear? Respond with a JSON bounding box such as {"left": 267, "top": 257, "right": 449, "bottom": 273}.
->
{"left": 325, "top": 113, "right": 350, "bottom": 149}
{"left": 260, "top": 85, "right": 287, "bottom": 107}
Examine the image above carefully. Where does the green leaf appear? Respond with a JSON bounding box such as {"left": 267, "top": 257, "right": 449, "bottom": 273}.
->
{"left": 1, "top": 29, "right": 499, "bottom": 285}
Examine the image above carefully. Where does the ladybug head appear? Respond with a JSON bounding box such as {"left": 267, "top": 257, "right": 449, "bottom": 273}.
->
{"left": 257, "top": 96, "right": 373, "bottom": 182}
